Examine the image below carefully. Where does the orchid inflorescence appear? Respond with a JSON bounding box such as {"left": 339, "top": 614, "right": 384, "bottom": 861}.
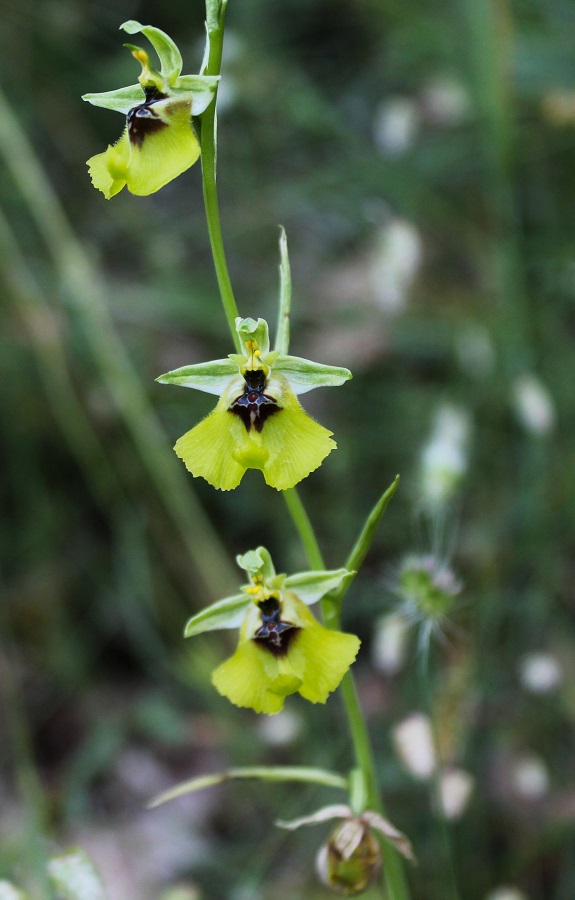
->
{"left": 84, "top": 10, "right": 414, "bottom": 896}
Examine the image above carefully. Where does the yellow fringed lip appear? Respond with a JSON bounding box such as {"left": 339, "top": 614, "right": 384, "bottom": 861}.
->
{"left": 174, "top": 373, "right": 336, "bottom": 491}
{"left": 87, "top": 96, "right": 200, "bottom": 198}
{"left": 211, "top": 591, "right": 361, "bottom": 715}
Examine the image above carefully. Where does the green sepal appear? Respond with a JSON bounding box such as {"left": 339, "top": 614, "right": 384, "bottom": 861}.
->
{"left": 177, "top": 74, "right": 221, "bottom": 96}
{"left": 155, "top": 358, "right": 237, "bottom": 395}
{"left": 83, "top": 77, "right": 219, "bottom": 116}
{"left": 184, "top": 592, "right": 249, "bottom": 636}
{"left": 83, "top": 84, "right": 145, "bottom": 114}
{"left": 121, "top": 20, "right": 182, "bottom": 84}
{"left": 284, "top": 568, "right": 354, "bottom": 606}
{"left": 235, "top": 317, "right": 271, "bottom": 354}
{"left": 148, "top": 766, "right": 348, "bottom": 809}
{"left": 236, "top": 546, "right": 276, "bottom": 582}
{"left": 273, "top": 356, "right": 352, "bottom": 395}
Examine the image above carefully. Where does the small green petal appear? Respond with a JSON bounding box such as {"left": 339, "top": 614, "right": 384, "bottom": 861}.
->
{"left": 176, "top": 75, "right": 220, "bottom": 113}
{"left": 236, "top": 546, "right": 277, "bottom": 582}
{"left": 121, "top": 20, "right": 183, "bottom": 84}
{"left": 235, "top": 317, "right": 271, "bottom": 354}
{"left": 284, "top": 568, "right": 353, "bottom": 606}
{"left": 174, "top": 398, "right": 246, "bottom": 490}
{"left": 259, "top": 380, "right": 336, "bottom": 490}
{"left": 212, "top": 642, "right": 285, "bottom": 715}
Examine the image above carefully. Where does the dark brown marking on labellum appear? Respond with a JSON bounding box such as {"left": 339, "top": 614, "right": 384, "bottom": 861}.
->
{"left": 229, "top": 369, "right": 281, "bottom": 433}
{"left": 128, "top": 92, "right": 169, "bottom": 148}
{"left": 253, "top": 597, "right": 298, "bottom": 656}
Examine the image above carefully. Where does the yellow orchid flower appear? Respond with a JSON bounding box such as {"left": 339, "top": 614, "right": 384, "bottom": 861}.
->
{"left": 183, "top": 547, "right": 360, "bottom": 715}
{"left": 83, "top": 21, "right": 219, "bottom": 197}
{"left": 157, "top": 317, "right": 352, "bottom": 491}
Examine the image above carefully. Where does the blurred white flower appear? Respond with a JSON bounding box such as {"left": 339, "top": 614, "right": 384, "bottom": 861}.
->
{"left": 371, "top": 612, "right": 410, "bottom": 675}
{"left": 439, "top": 768, "right": 474, "bottom": 820}
{"left": 512, "top": 754, "right": 550, "bottom": 800}
{"left": 420, "top": 404, "right": 471, "bottom": 508}
{"left": 519, "top": 652, "right": 562, "bottom": 694}
{"left": 370, "top": 219, "right": 423, "bottom": 313}
{"left": 374, "top": 97, "right": 420, "bottom": 156}
{"left": 0, "top": 882, "right": 27, "bottom": 900}
{"left": 257, "top": 708, "right": 303, "bottom": 746}
{"left": 456, "top": 324, "right": 496, "bottom": 379}
{"left": 421, "top": 77, "right": 471, "bottom": 126}
{"left": 512, "top": 374, "right": 556, "bottom": 436}
{"left": 393, "top": 713, "right": 436, "bottom": 779}
{"left": 48, "top": 850, "right": 106, "bottom": 900}
{"left": 485, "top": 888, "right": 529, "bottom": 900}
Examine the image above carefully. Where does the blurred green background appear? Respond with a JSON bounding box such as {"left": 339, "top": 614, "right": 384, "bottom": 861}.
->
{"left": 2, "top": 0, "right": 575, "bottom": 897}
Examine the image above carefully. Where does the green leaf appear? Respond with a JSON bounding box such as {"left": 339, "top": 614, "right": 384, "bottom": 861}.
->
{"left": 275, "top": 226, "right": 291, "bottom": 355}
{"left": 273, "top": 355, "right": 352, "bottom": 395}
{"left": 184, "top": 592, "right": 249, "bottom": 636}
{"left": 121, "top": 21, "right": 183, "bottom": 84}
{"left": 285, "top": 568, "right": 354, "bottom": 605}
{"left": 155, "top": 358, "right": 237, "bottom": 395}
{"left": 82, "top": 84, "right": 145, "bottom": 114}
{"left": 329, "top": 476, "right": 400, "bottom": 611}
{"left": 148, "top": 766, "right": 348, "bottom": 808}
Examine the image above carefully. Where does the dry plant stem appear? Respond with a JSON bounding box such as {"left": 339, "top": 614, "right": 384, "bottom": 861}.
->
{"left": 0, "top": 86, "right": 236, "bottom": 598}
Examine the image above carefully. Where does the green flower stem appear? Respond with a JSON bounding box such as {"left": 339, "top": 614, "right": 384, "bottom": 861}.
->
{"left": 282, "top": 488, "right": 325, "bottom": 571}
{"left": 199, "top": 3, "right": 409, "bottom": 894}
{"left": 200, "top": 0, "right": 242, "bottom": 353}
{"left": 286, "top": 482, "right": 409, "bottom": 900}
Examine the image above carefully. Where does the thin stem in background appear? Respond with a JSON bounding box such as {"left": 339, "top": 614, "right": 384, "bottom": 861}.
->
{"left": 418, "top": 647, "right": 461, "bottom": 900}
{"left": 0, "top": 592, "right": 51, "bottom": 898}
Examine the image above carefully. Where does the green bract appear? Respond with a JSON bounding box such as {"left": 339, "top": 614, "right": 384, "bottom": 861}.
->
{"left": 157, "top": 317, "right": 352, "bottom": 491}
{"left": 183, "top": 547, "right": 359, "bottom": 715}
{"left": 83, "top": 21, "right": 219, "bottom": 198}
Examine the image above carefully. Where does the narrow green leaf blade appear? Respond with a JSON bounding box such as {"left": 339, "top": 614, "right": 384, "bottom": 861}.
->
{"left": 149, "top": 766, "right": 348, "bottom": 807}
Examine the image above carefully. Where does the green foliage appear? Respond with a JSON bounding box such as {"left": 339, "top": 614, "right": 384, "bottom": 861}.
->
{"left": 2, "top": 0, "right": 575, "bottom": 897}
